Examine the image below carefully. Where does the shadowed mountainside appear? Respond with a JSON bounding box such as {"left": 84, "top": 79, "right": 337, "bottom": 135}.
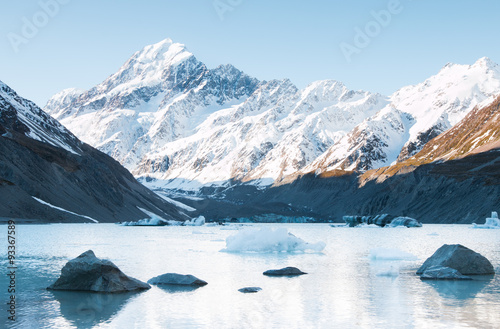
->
{"left": 0, "top": 80, "right": 191, "bottom": 223}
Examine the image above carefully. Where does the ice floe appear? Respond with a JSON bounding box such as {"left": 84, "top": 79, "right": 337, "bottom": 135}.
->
{"left": 221, "top": 227, "right": 326, "bottom": 253}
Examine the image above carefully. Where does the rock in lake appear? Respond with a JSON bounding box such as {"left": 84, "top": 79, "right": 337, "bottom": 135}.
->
{"left": 263, "top": 267, "right": 307, "bottom": 276}
{"left": 238, "top": 287, "right": 262, "bottom": 293}
{"left": 416, "top": 244, "right": 495, "bottom": 275}
{"left": 420, "top": 266, "right": 472, "bottom": 280}
{"left": 47, "top": 250, "right": 150, "bottom": 293}
{"left": 148, "top": 273, "right": 208, "bottom": 286}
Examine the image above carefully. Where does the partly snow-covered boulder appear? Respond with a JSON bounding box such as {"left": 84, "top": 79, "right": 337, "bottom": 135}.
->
{"left": 416, "top": 244, "right": 495, "bottom": 275}
{"left": 388, "top": 217, "right": 422, "bottom": 228}
{"left": 420, "top": 266, "right": 472, "bottom": 280}
{"left": 263, "top": 267, "right": 307, "bottom": 276}
{"left": 238, "top": 287, "right": 262, "bottom": 293}
{"left": 147, "top": 273, "right": 208, "bottom": 286}
{"left": 344, "top": 214, "right": 422, "bottom": 228}
{"left": 121, "top": 218, "right": 169, "bottom": 226}
{"left": 47, "top": 250, "right": 150, "bottom": 292}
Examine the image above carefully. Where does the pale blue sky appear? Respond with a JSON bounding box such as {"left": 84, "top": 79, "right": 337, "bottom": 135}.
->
{"left": 1, "top": 0, "right": 499, "bottom": 106}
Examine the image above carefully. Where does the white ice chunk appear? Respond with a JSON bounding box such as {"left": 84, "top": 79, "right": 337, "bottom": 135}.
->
{"left": 375, "top": 266, "right": 400, "bottom": 277}
{"left": 121, "top": 207, "right": 179, "bottom": 226}
{"left": 221, "top": 227, "right": 326, "bottom": 253}
{"left": 184, "top": 216, "right": 205, "bottom": 226}
{"left": 472, "top": 211, "right": 500, "bottom": 229}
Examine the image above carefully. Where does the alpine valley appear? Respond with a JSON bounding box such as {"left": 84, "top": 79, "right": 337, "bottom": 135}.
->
{"left": 16, "top": 38, "right": 500, "bottom": 223}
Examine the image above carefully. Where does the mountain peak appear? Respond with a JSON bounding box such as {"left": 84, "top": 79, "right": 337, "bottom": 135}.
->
{"left": 473, "top": 56, "right": 498, "bottom": 69}
{"left": 132, "top": 38, "right": 193, "bottom": 67}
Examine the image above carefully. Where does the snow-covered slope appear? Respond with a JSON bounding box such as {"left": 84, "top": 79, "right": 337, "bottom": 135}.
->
{"left": 307, "top": 57, "right": 500, "bottom": 174}
{"left": 136, "top": 79, "right": 387, "bottom": 188}
{"left": 45, "top": 39, "right": 388, "bottom": 189}
{"left": 1, "top": 80, "right": 82, "bottom": 155}
{"left": 392, "top": 57, "right": 500, "bottom": 160}
{"left": 411, "top": 95, "right": 500, "bottom": 163}
{"left": 304, "top": 106, "right": 414, "bottom": 172}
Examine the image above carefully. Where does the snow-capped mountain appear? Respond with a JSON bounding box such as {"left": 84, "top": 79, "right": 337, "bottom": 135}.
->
{"left": 45, "top": 39, "right": 388, "bottom": 188}
{"left": 0, "top": 79, "right": 191, "bottom": 223}
{"left": 45, "top": 38, "right": 500, "bottom": 189}
{"left": 307, "top": 57, "right": 500, "bottom": 173}
{"left": 46, "top": 39, "right": 260, "bottom": 173}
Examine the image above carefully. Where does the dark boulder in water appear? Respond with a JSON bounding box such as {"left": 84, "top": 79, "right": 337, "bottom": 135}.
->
{"left": 148, "top": 273, "right": 208, "bottom": 286}
{"left": 263, "top": 267, "right": 307, "bottom": 276}
{"left": 238, "top": 287, "right": 262, "bottom": 293}
{"left": 416, "top": 244, "right": 495, "bottom": 275}
{"left": 47, "top": 250, "right": 150, "bottom": 293}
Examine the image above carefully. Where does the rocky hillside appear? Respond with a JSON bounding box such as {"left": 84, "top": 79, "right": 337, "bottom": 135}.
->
{"left": 0, "top": 80, "right": 192, "bottom": 223}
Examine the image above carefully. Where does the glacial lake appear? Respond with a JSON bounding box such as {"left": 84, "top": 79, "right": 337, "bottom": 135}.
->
{"left": 1, "top": 223, "right": 499, "bottom": 329}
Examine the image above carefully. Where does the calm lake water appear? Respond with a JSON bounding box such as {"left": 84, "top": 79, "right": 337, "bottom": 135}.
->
{"left": 1, "top": 223, "right": 499, "bottom": 329}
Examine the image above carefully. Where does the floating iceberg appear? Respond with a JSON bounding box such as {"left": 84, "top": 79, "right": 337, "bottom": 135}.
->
{"left": 369, "top": 248, "right": 418, "bottom": 261}
{"left": 184, "top": 216, "right": 206, "bottom": 226}
{"left": 120, "top": 208, "right": 180, "bottom": 226}
{"left": 472, "top": 212, "right": 500, "bottom": 229}
{"left": 375, "top": 266, "right": 400, "bottom": 277}
{"left": 221, "top": 227, "right": 326, "bottom": 253}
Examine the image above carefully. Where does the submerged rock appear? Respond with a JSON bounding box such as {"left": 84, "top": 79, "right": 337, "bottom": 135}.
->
{"left": 263, "top": 267, "right": 307, "bottom": 276}
{"left": 416, "top": 244, "right": 495, "bottom": 275}
{"left": 238, "top": 287, "right": 262, "bottom": 293}
{"left": 420, "top": 266, "right": 472, "bottom": 280}
{"left": 47, "top": 250, "right": 150, "bottom": 293}
{"left": 147, "top": 273, "right": 208, "bottom": 286}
